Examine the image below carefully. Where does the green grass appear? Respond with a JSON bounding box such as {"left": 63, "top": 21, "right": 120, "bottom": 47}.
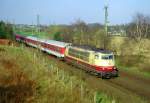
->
{"left": 116, "top": 55, "right": 150, "bottom": 78}
{"left": 0, "top": 45, "right": 114, "bottom": 103}
{"left": 109, "top": 37, "right": 150, "bottom": 78}
{"left": 16, "top": 31, "right": 54, "bottom": 39}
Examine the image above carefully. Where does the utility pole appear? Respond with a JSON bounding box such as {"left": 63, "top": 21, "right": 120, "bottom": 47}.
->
{"left": 37, "top": 14, "right": 40, "bottom": 35}
{"left": 104, "top": 0, "right": 109, "bottom": 49}
{"left": 32, "top": 21, "right": 34, "bottom": 35}
{"left": 12, "top": 19, "right": 16, "bottom": 40}
{"left": 12, "top": 19, "right": 15, "bottom": 33}
{"left": 104, "top": 5, "right": 108, "bottom": 37}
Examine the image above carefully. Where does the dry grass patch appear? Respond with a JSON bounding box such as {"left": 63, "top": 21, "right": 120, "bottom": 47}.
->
{"left": 0, "top": 45, "right": 114, "bottom": 103}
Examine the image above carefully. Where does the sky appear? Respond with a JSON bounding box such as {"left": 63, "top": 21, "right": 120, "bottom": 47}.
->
{"left": 0, "top": 0, "right": 150, "bottom": 25}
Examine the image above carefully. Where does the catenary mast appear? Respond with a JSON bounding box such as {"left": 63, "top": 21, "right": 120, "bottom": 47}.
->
{"left": 104, "top": 0, "right": 109, "bottom": 49}
{"left": 37, "top": 14, "right": 40, "bottom": 35}
{"left": 104, "top": 2, "right": 108, "bottom": 37}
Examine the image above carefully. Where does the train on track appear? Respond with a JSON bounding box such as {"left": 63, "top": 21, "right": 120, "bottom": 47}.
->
{"left": 15, "top": 34, "right": 118, "bottom": 78}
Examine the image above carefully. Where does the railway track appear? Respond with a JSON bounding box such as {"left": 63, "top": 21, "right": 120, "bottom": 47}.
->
{"left": 108, "top": 72, "right": 150, "bottom": 100}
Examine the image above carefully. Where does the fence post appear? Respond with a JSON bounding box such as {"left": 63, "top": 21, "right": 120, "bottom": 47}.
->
{"left": 70, "top": 78, "right": 73, "bottom": 101}
{"left": 94, "top": 92, "right": 102, "bottom": 103}
{"left": 80, "top": 84, "right": 83, "bottom": 102}
{"left": 94, "top": 92, "right": 96, "bottom": 103}
{"left": 33, "top": 52, "right": 36, "bottom": 64}
{"left": 21, "top": 43, "right": 24, "bottom": 49}
{"left": 112, "top": 99, "right": 116, "bottom": 103}
{"left": 70, "top": 78, "right": 73, "bottom": 94}
{"left": 57, "top": 68, "right": 59, "bottom": 78}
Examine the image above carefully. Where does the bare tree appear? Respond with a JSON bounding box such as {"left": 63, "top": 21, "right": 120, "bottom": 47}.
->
{"left": 72, "top": 20, "right": 89, "bottom": 45}
{"left": 127, "top": 13, "right": 150, "bottom": 42}
{"left": 61, "top": 26, "right": 74, "bottom": 42}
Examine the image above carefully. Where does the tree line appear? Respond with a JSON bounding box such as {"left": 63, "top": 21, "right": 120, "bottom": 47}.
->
{"left": 3, "top": 12, "right": 149, "bottom": 48}
{"left": 0, "top": 21, "right": 14, "bottom": 39}
{"left": 52, "top": 13, "right": 150, "bottom": 48}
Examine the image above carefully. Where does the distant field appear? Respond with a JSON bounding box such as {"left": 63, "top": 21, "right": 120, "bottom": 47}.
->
{"left": 16, "top": 31, "right": 54, "bottom": 39}
{"left": 0, "top": 45, "right": 114, "bottom": 103}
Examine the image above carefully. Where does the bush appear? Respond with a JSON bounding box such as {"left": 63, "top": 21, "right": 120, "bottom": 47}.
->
{"left": 0, "top": 21, "right": 14, "bottom": 40}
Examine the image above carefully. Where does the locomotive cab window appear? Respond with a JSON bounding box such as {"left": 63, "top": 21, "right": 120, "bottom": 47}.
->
{"left": 101, "top": 55, "right": 113, "bottom": 60}
{"left": 95, "top": 55, "right": 99, "bottom": 59}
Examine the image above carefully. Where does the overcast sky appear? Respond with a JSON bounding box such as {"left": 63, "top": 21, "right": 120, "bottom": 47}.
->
{"left": 0, "top": 0, "right": 150, "bottom": 25}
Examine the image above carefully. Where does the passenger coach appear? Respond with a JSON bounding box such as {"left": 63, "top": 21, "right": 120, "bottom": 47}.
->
{"left": 15, "top": 34, "right": 70, "bottom": 58}
{"left": 41, "top": 40, "right": 71, "bottom": 58}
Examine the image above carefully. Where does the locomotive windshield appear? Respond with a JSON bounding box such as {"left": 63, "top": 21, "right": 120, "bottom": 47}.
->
{"left": 101, "top": 55, "right": 113, "bottom": 60}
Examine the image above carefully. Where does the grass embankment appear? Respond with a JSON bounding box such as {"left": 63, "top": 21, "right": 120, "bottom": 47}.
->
{"left": 116, "top": 55, "right": 150, "bottom": 78}
{"left": 0, "top": 45, "right": 113, "bottom": 103}
{"left": 109, "top": 37, "right": 150, "bottom": 78}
